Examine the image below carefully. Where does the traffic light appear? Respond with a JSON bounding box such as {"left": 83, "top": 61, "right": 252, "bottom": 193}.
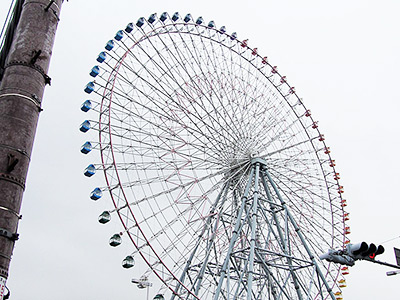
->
{"left": 321, "top": 241, "right": 386, "bottom": 268}
{"left": 347, "top": 242, "right": 385, "bottom": 261}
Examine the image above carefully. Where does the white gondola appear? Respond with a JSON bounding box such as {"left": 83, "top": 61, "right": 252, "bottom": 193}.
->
{"left": 109, "top": 234, "right": 122, "bottom": 247}
{"left": 122, "top": 255, "right": 135, "bottom": 268}
{"left": 98, "top": 211, "right": 111, "bottom": 224}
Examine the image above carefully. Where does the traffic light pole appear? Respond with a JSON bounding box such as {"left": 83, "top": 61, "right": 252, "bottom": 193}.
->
{"left": 0, "top": 0, "right": 63, "bottom": 298}
{"left": 361, "top": 257, "right": 400, "bottom": 270}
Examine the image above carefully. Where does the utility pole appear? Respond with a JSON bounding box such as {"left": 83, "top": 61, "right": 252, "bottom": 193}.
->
{"left": 0, "top": 0, "right": 63, "bottom": 297}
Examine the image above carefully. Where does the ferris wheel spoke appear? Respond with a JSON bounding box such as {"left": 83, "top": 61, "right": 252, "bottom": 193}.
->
{"left": 127, "top": 31, "right": 239, "bottom": 155}
{"left": 197, "top": 35, "right": 243, "bottom": 136}
{"left": 103, "top": 54, "right": 223, "bottom": 156}
{"left": 261, "top": 116, "right": 310, "bottom": 154}
{"left": 181, "top": 30, "right": 246, "bottom": 143}
{"left": 134, "top": 170, "right": 247, "bottom": 252}
{"left": 154, "top": 29, "right": 244, "bottom": 148}
{"left": 267, "top": 167, "right": 328, "bottom": 202}
{"left": 123, "top": 161, "right": 249, "bottom": 215}
{"left": 267, "top": 160, "right": 329, "bottom": 200}
{"left": 152, "top": 29, "right": 270, "bottom": 162}
{"left": 205, "top": 45, "right": 277, "bottom": 153}
{"left": 262, "top": 137, "right": 319, "bottom": 159}
{"left": 268, "top": 184, "right": 337, "bottom": 251}
{"left": 265, "top": 167, "right": 323, "bottom": 201}
{"left": 98, "top": 106, "right": 225, "bottom": 165}
{"left": 234, "top": 59, "right": 268, "bottom": 132}
{"left": 266, "top": 165, "right": 337, "bottom": 236}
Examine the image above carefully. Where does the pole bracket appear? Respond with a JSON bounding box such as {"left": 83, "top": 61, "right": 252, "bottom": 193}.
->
{"left": 4, "top": 60, "right": 51, "bottom": 86}
{"left": 0, "top": 267, "right": 8, "bottom": 278}
{"left": 44, "top": 1, "right": 55, "bottom": 11}
{"left": 0, "top": 228, "right": 19, "bottom": 241}
{"left": 6, "top": 154, "right": 19, "bottom": 173}
{"left": 0, "top": 173, "right": 25, "bottom": 190}
{"left": 30, "top": 50, "right": 42, "bottom": 65}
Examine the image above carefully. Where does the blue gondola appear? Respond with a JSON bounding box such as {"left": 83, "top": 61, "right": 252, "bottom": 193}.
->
{"left": 148, "top": 13, "right": 156, "bottom": 24}
{"left": 89, "top": 66, "right": 100, "bottom": 77}
{"left": 79, "top": 120, "right": 91, "bottom": 132}
{"left": 90, "top": 187, "right": 102, "bottom": 200}
{"left": 84, "top": 164, "right": 96, "bottom": 177}
{"left": 80, "top": 100, "right": 92, "bottom": 112}
{"left": 115, "top": 30, "right": 124, "bottom": 41}
{"left": 160, "top": 12, "right": 168, "bottom": 22}
{"left": 184, "top": 14, "right": 192, "bottom": 23}
{"left": 172, "top": 12, "right": 179, "bottom": 21}
{"left": 96, "top": 51, "right": 106, "bottom": 63}
{"left": 105, "top": 40, "right": 114, "bottom": 51}
{"left": 80, "top": 141, "right": 92, "bottom": 154}
{"left": 84, "top": 82, "right": 95, "bottom": 94}
{"left": 125, "top": 22, "right": 134, "bottom": 33}
{"left": 136, "top": 17, "right": 145, "bottom": 27}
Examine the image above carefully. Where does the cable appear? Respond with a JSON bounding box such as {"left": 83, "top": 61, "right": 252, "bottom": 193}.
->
{"left": 0, "top": 0, "right": 25, "bottom": 82}
{"left": 380, "top": 235, "right": 400, "bottom": 245}
{"left": 0, "top": 0, "right": 15, "bottom": 45}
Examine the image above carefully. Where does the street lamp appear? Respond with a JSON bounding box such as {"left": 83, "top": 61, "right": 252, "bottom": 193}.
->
{"left": 132, "top": 276, "right": 153, "bottom": 300}
{"left": 386, "top": 247, "right": 400, "bottom": 276}
{"left": 386, "top": 270, "right": 400, "bottom": 276}
{"left": 131, "top": 276, "right": 153, "bottom": 289}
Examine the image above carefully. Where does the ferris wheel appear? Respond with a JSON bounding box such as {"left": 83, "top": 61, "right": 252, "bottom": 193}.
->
{"left": 79, "top": 12, "right": 350, "bottom": 300}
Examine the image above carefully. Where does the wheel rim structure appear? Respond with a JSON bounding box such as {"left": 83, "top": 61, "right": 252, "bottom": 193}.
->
{"left": 80, "top": 12, "right": 350, "bottom": 300}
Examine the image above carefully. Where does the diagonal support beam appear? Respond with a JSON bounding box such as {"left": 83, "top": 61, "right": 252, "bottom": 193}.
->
{"left": 171, "top": 181, "right": 230, "bottom": 300}
{"left": 213, "top": 166, "right": 255, "bottom": 300}
{"left": 262, "top": 166, "right": 336, "bottom": 300}
{"left": 193, "top": 184, "right": 231, "bottom": 296}
{"left": 260, "top": 171, "right": 303, "bottom": 300}
{"left": 246, "top": 162, "right": 260, "bottom": 300}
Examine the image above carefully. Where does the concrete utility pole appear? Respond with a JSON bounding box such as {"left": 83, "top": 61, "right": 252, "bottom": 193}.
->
{"left": 0, "top": 0, "right": 63, "bottom": 297}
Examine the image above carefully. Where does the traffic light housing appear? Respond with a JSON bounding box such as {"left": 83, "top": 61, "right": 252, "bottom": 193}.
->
{"left": 347, "top": 242, "right": 385, "bottom": 260}
{"left": 320, "top": 249, "right": 355, "bottom": 266}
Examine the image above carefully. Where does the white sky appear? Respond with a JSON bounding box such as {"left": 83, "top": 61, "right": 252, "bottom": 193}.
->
{"left": 1, "top": 0, "right": 400, "bottom": 299}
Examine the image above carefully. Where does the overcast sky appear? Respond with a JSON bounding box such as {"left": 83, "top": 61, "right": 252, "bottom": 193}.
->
{"left": 1, "top": 0, "right": 400, "bottom": 299}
